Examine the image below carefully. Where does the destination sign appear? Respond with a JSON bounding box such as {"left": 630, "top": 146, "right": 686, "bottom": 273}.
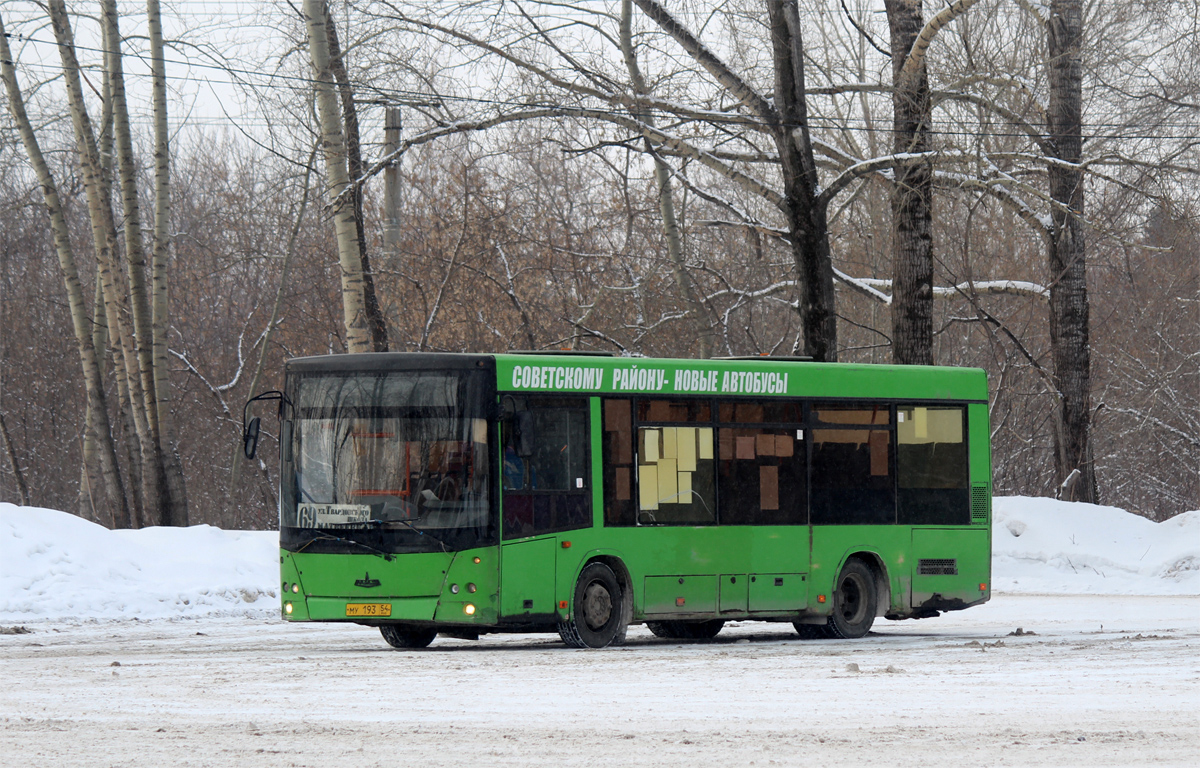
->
{"left": 504, "top": 361, "right": 791, "bottom": 396}
{"left": 296, "top": 503, "right": 372, "bottom": 528}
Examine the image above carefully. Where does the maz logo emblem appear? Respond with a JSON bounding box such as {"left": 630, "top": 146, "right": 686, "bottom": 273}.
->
{"left": 354, "top": 572, "right": 381, "bottom": 588}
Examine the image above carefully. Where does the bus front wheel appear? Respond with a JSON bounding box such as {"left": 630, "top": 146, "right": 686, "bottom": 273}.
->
{"left": 559, "top": 562, "right": 627, "bottom": 649}
{"left": 380, "top": 624, "right": 437, "bottom": 649}
{"left": 826, "top": 558, "right": 877, "bottom": 639}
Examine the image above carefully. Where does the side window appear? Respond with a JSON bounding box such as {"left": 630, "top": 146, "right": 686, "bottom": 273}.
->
{"left": 635, "top": 423, "right": 716, "bottom": 524}
{"left": 897, "top": 406, "right": 969, "bottom": 525}
{"left": 717, "top": 425, "right": 807, "bottom": 525}
{"left": 601, "top": 399, "right": 636, "bottom": 526}
{"left": 501, "top": 397, "right": 591, "bottom": 539}
{"left": 809, "top": 405, "right": 895, "bottom": 525}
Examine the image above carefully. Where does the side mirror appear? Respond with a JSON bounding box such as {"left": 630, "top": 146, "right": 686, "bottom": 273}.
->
{"left": 242, "top": 390, "right": 291, "bottom": 461}
{"left": 514, "top": 410, "right": 535, "bottom": 458}
{"left": 243, "top": 417, "right": 261, "bottom": 460}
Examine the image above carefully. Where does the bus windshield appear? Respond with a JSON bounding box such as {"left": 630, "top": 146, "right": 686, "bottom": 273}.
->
{"left": 281, "top": 370, "right": 495, "bottom": 554}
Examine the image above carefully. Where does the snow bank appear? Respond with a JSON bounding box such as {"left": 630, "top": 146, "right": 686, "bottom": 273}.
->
{"left": 1, "top": 497, "right": 1196, "bottom": 622}
{"left": 0, "top": 503, "right": 278, "bottom": 621}
{"left": 993, "top": 496, "right": 1200, "bottom": 596}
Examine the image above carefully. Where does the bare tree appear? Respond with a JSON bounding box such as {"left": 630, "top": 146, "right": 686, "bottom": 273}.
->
{"left": 0, "top": 10, "right": 130, "bottom": 526}
{"left": 304, "top": 0, "right": 373, "bottom": 353}
{"left": 1044, "top": 0, "right": 1095, "bottom": 501}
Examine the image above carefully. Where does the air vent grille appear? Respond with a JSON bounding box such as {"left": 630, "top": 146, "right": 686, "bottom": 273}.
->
{"left": 919, "top": 559, "right": 958, "bottom": 576}
{"left": 971, "top": 483, "right": 990, "bottom": 524}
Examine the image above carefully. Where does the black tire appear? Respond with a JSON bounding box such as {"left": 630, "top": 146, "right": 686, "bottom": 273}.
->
{"left": 558, "top": 562, "right": 627, "bottom": 649}
{"left": 380, "top": 624, "right": 438, "bottom": 649}
{"left": 645, "top": 621, "right": 675, "bottom": 639}
{"left": 647, "top": 619, "right": 725, "bottom": 640}
{"left": 792, "top": 621, "right": 830, "bottom": 639}
{"left": 826, "top": 558, "right": 877, "bottom": 639}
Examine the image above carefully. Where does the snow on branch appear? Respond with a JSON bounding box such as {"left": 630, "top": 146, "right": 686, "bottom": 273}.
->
{"left": 1099, "top": 405, "right": 1200, "bottom": 449}
{"left": 831, "top": 274, "right": 1049, "bottom": 306}
{"left": 898, "top": 0, "right": 985, "bottom": 92}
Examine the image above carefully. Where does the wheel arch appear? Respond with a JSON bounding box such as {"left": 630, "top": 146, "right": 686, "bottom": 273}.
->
{"left": 840, "top": 550, "right": 891, "bottom": 618}
{"left": 575, "top": 550, "right": 635, "bottom": 625}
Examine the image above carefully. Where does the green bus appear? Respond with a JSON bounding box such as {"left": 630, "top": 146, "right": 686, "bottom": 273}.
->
{"left": 253, "top": 352, "right": 991, "bottom": 649}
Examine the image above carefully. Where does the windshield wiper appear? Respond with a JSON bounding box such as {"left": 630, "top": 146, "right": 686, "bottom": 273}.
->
{"left": 294, "top": 532, "right": 395, "bottom": 561}
{"left": 387, "top": 517, "right": 450, "bottom": 553}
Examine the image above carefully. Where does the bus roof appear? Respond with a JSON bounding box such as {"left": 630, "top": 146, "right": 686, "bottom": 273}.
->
{"left": 287, "top": 352, "right": 987, "bottom": 403}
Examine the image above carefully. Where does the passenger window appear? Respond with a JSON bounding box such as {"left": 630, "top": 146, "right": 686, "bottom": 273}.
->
{"left": 601, "top": 399, "right": 636, "bottom": 526}
{"left": 717, "top": 427, "right": 806, "bottom": 525}
{"left": 897, "top": 406, "right": 969, "bottom": 525}
{"left": 636, "top": 425, "right": 716, "bottom": 524}
{"left": 809, "top": 405, "right": 894, "bottom": 525}
{"left": 501, "top": 397, "right": 591, "bottom": 538}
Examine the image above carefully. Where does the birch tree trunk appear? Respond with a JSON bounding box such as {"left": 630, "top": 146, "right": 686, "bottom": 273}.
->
{"left": 79, "top": 6, "right": 117, "bottom": 524}
{"left": 0, "top": 13, "right": 130, "bottom": 527}
{"left": 304, "top": 0, "right": 372, "bottom": 353}
{"left": 101, "top": 0, "right": 170, "bottom": 526}
{"left": 147, "top": 0, "right": 189, "bottom": 526}
{"left": 78, "top": 278, "right": 108, "bottom": 522}
{"left": 48, "top": 0, "right": 152, "bottom": 527}
{"left": 620, "top": 0, "right": 714, "bottom": 358}
{"left": 324, "top": 11, "right": 389, "bottom": 352}
{"left": 886, "top": 0, "right": 934, "bottom": 365}
{"left": 1046, "top": 0, "right": 1097, "bottom": 502}
{"left": 49, "top": 0, "right": 161, "bottom": 527}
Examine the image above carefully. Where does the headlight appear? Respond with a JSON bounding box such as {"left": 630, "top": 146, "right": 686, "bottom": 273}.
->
{"left": 450, "top": 583, "right": 460, "bottom": 594}
{"left": 467, "top": 583, "right": 477, "bottom": 593}
{"left": 291, "top": 583, "right": 299, "bottom": 594}
{"left": 463, "top": 603, "right": 476, "bottom": 615}
{"left": 284, "top": 602, "right": 293, "bottom": 614}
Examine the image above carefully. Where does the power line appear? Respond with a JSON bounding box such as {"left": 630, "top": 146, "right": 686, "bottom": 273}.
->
{"left": 6, "top": 33, "right": 1200, "bottom": 142}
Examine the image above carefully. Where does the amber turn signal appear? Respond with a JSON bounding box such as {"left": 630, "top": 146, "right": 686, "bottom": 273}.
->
{"left": 561, "top": 541, "right": 571, "bottom": 548}
{"left": 817, "top": 595, "right": 826, "bottom": 603}
{"left": 558, "top": 600, "right": 568, "bottom": 609}
{"left": 979, "top": 583, "right": 988, "bottom": 591}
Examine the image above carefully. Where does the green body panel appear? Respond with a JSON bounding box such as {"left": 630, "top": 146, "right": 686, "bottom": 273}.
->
{"left": 747, "top": 573, "right": 808, "bottom": 612}
{"left": 280, "top": 354, "right": 992, "bottom": 630}
{"left": 809, "top": 525, "right": 906, "bottom": 613}
{"left": 645, "top": 575, "right": 718, "bottom": 614}
{"left": 280, "top": 547, "right": 499, "bottom": 624}
{"left": 499, "top": 537, "right": 558, "bottom": 618}
{"left": 719, "top": 574, "right": 748, "bottom": 613}
{"left": 911, "top": 528, "right": 990, "bottom": 607}
{"left": 494, "top": 354, "right": 987, "bottom": 402}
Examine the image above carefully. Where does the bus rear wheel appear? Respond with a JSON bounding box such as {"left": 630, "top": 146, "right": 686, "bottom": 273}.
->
{"left": 558, "top": 562, "right": 627, "bottom": 649}
{"left": 826, "top": 559, "right": 877, "bottom": 639}
{"left": 380, "top": 624, "right": 438, "bottom": 649}
{"left": 646, "top": 620, "right": 725, "bottom": 640}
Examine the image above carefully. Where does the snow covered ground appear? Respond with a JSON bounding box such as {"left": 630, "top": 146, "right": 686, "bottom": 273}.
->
{"left": 1, "top": 498, "right": 1198, "bottom": 766}
{"left": 2, "top": 497, "right": 1197, "bottom": 623}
